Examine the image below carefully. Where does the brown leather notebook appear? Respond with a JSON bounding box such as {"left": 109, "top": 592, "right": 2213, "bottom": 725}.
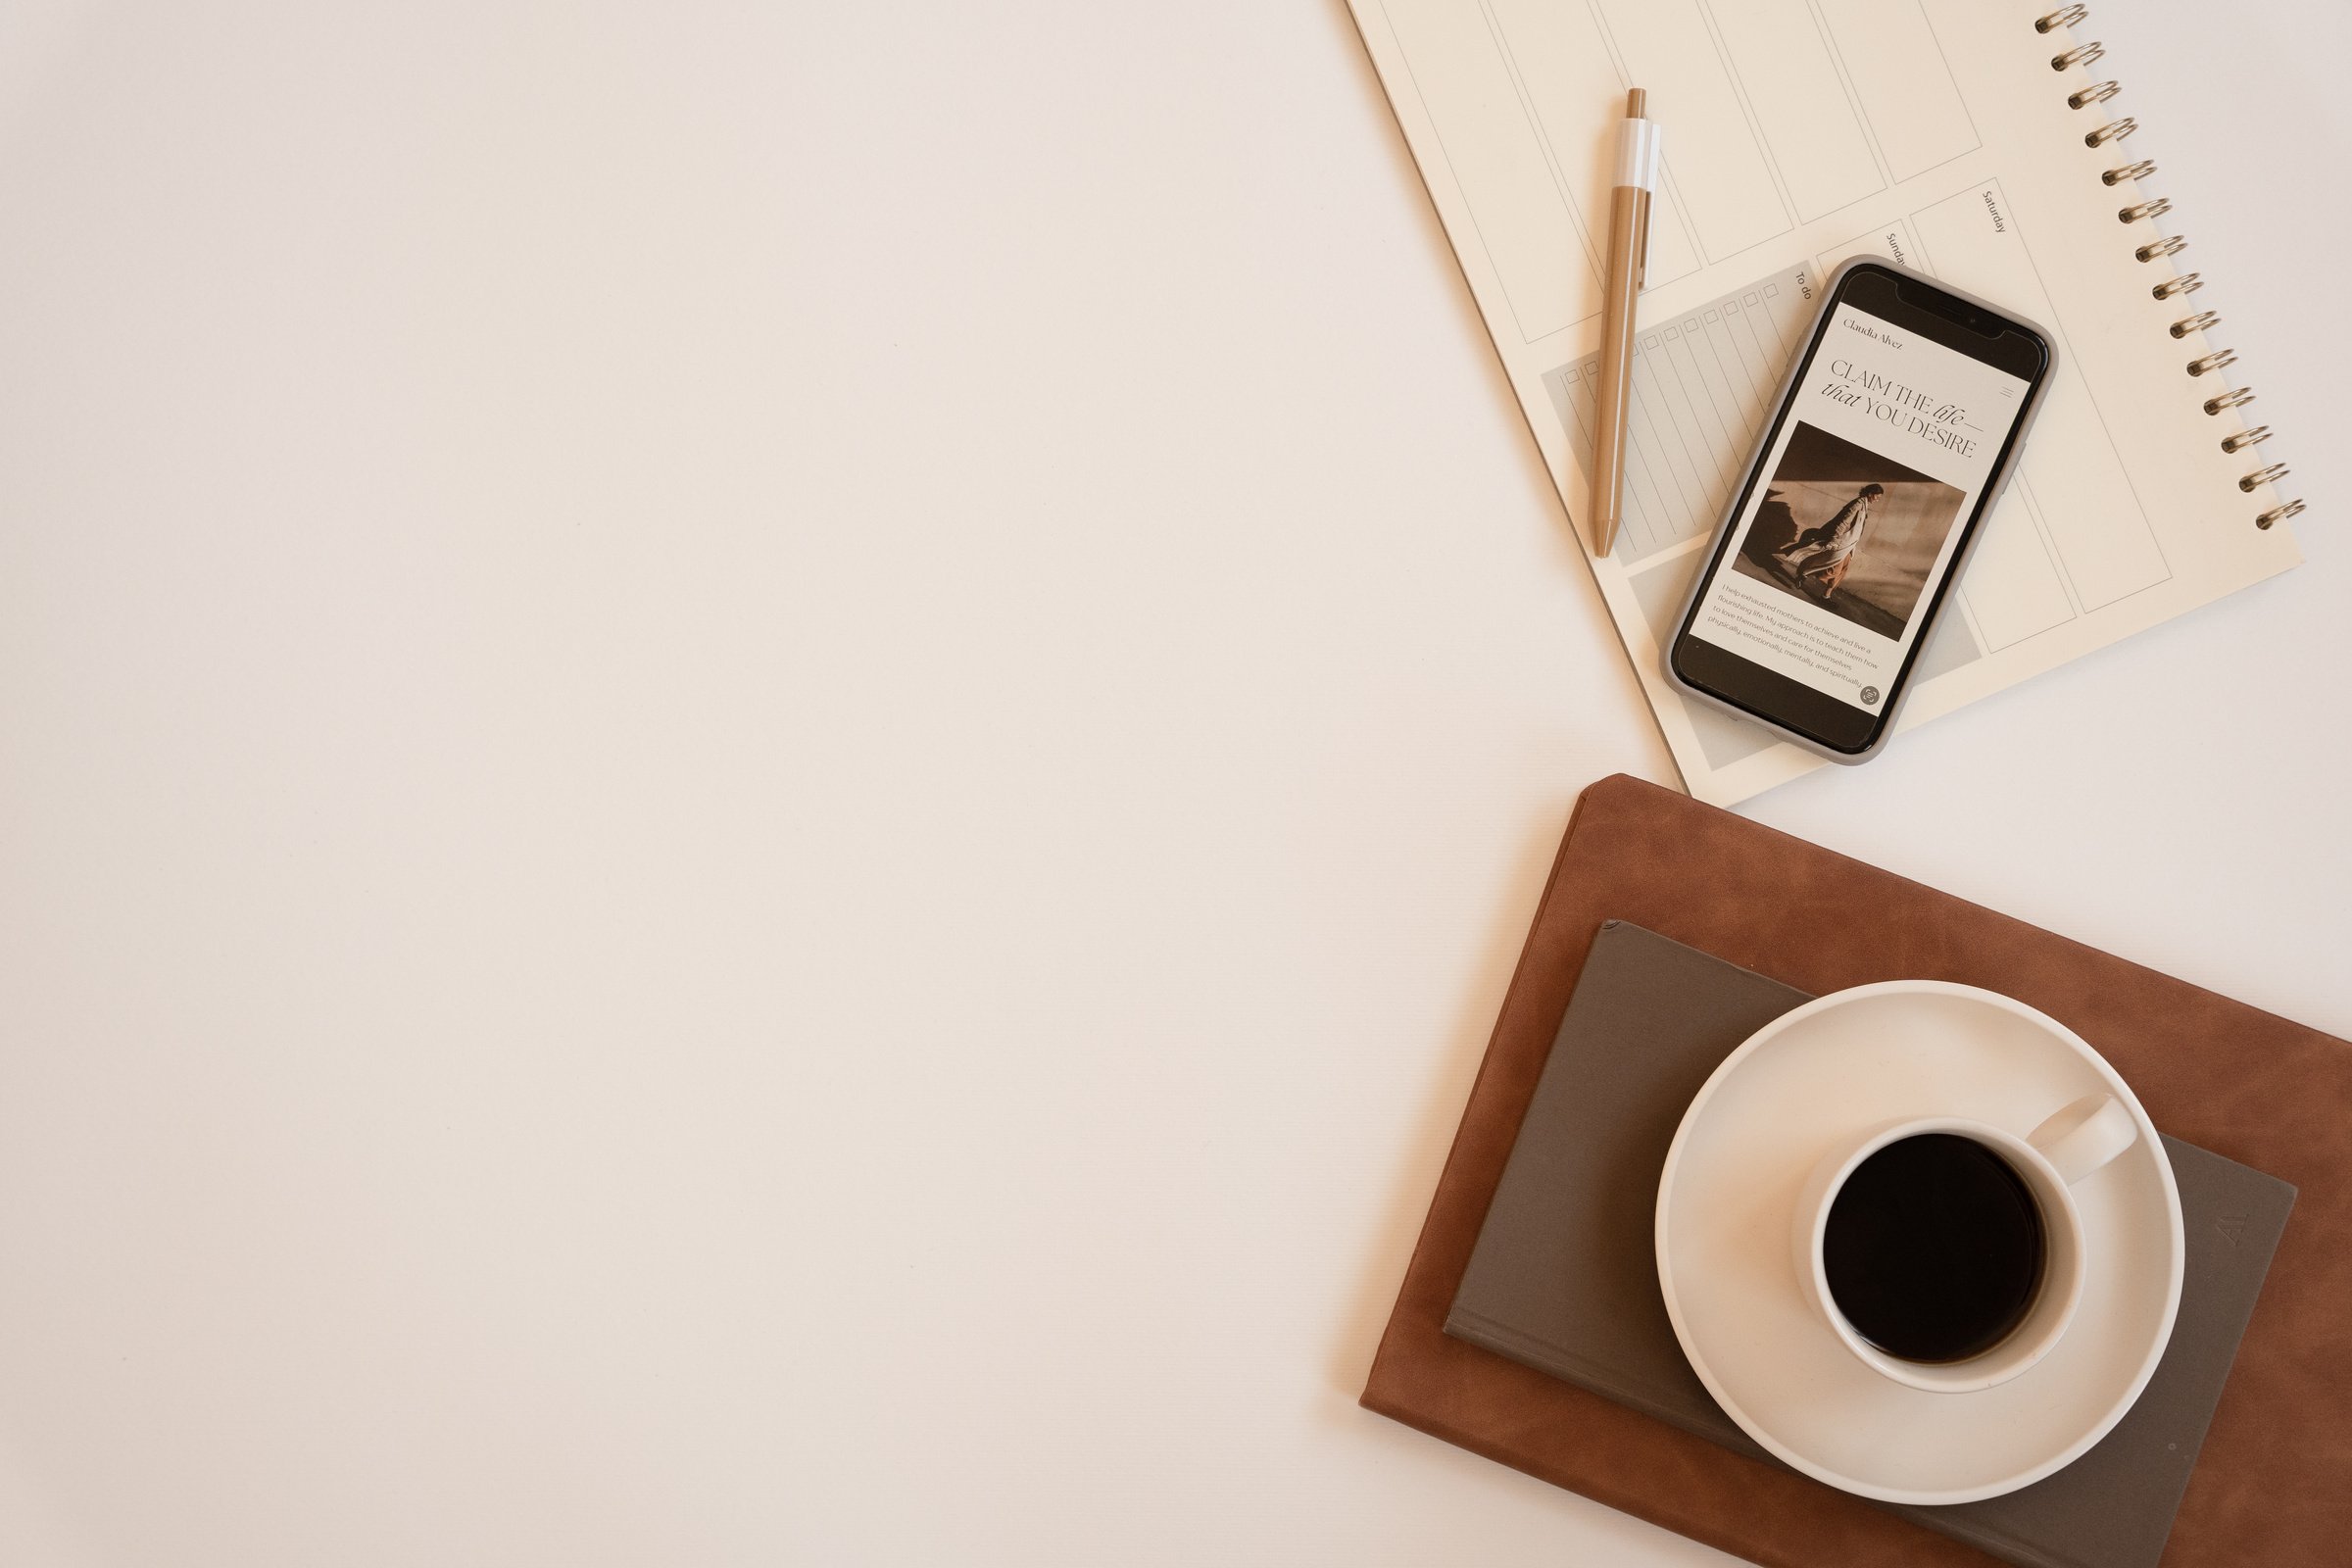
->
{"left": 1361, "top": 774, "right": 2352, "bottom": 1568}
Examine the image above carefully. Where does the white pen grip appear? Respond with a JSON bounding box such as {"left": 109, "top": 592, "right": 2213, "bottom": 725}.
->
{"left": 1613, "top": 119, "right": 1661, "bottom": 191}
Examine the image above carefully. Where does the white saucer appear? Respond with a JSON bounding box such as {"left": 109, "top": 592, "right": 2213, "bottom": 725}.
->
{"left": 1653, "top": 981, "right": 2183, "bottom": 1505}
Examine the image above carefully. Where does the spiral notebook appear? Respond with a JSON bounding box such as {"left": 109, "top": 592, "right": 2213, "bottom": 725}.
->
{"left": 1345, "top": 1, "right": 2305, "bottom": 805}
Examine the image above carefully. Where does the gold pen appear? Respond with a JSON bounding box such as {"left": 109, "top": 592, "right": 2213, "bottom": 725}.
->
{"left": 1591, "top": 88, "right": 1659, "bottom": 558}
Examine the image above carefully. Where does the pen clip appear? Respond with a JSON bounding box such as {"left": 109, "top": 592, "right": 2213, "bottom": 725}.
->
{"left": 1632, "top": 165, "right": 1652, "bottom": 294}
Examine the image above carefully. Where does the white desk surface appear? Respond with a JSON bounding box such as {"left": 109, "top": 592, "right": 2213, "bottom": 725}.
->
{"left": 1, "top": 3, "right": 2344, "bottom": 1562}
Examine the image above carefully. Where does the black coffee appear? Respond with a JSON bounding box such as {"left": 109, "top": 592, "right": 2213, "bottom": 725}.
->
{"left": 1822, "top": 1133, "right": 2045, "bottom": 1364}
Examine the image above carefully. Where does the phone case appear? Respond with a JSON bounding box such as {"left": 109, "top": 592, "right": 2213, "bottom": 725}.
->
{"left": 1663, "top": 255, "right": 2057, "bottom": 764}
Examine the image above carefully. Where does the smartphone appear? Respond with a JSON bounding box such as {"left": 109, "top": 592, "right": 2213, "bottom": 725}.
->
{"left": 1664, "top": 257, "right": 2054, "bottom": 762}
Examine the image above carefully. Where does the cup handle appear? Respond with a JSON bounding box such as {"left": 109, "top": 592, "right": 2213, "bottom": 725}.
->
{"left": 2028, "top": 1094, "right": 2139, "bottom": 1186}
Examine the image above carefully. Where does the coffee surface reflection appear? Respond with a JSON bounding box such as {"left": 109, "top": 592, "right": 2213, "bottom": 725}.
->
{"left": 1822, "top": 1132, "right": 2046, "bottom": 1364}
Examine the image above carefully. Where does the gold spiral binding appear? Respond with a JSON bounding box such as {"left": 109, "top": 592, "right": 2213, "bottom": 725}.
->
{"left": 2037, "top": 10, "right": 2299, "bottom": 531}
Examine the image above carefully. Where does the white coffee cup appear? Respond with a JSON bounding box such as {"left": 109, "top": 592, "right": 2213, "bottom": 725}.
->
{"left": 1789, "top": 1093, "right": 2140, "bottom": 1394}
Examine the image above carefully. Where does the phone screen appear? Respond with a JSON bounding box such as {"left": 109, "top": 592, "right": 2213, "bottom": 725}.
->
{"left": 1670, "top": 263, "right": 2047, "bottom": 756}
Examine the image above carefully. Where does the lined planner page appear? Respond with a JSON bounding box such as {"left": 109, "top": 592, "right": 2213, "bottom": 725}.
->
{"left": 1351, "top": 0, "right": 2300, "bottom": 804}
{"left": 1545, "top": 269, "right": 1816, "bottom": 567}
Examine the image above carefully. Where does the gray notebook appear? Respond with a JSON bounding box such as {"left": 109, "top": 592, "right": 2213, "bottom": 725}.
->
{"left": 1448, "top": 921, "right": 2295, "bottom": 1568}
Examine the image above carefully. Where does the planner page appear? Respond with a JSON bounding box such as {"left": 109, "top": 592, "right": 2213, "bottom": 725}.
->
{"left": 1348, "top": 0, "right": 2301, "bottom": 804}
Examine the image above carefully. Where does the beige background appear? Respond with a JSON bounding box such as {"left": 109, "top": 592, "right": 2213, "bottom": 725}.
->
{"left": 0, "top": 3, "right": 2345, "bottom": 1563}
